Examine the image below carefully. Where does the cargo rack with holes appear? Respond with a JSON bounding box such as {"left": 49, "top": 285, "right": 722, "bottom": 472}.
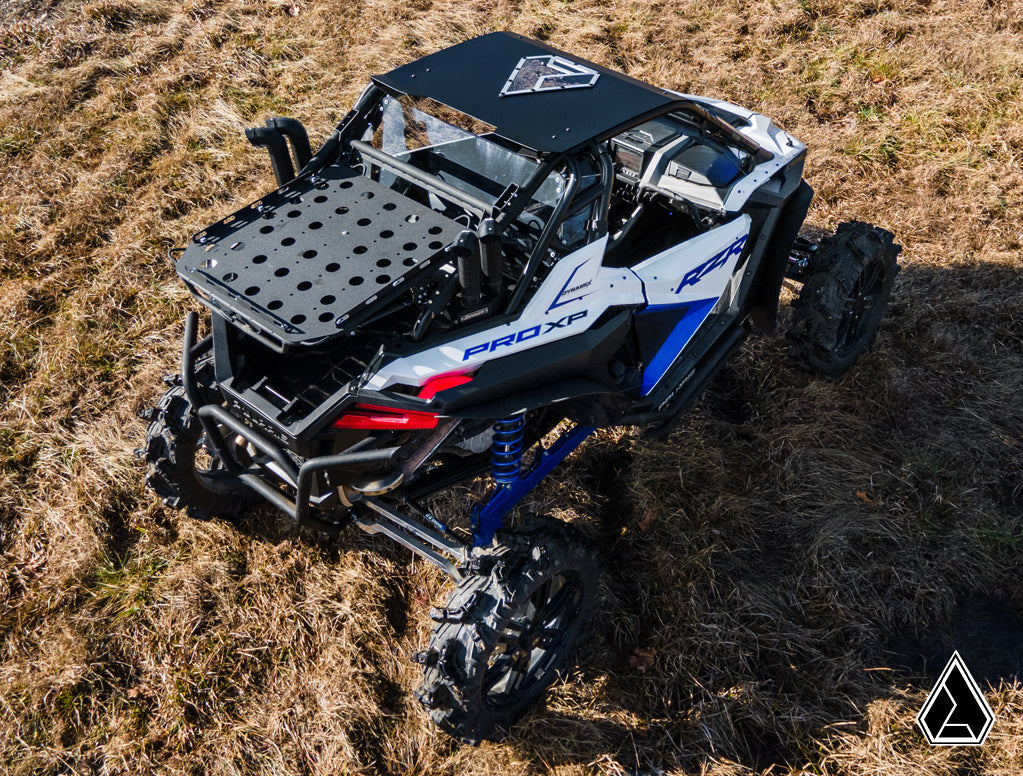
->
{"left": 176, "top": 163, "right": 465, "bottom": 352}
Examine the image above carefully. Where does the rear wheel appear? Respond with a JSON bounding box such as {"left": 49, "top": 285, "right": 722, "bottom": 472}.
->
{"left": 414, "top": 515, "right": 601, "bottom": 744}
{"left": 788, "top": 221, "right": 900, "bottom": 378}
{"left": 143, "top": 357, "right": 255, "bottom": 518}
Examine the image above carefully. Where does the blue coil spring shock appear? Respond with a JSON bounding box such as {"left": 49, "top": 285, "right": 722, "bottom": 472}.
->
{"left": 491, "top": 414, "right": 526, "bottom": 486}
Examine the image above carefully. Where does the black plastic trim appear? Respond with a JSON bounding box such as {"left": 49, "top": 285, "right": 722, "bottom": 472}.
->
{"left": 434, "top": 308, "right": 633, "bottom": 416}
{"left": 748, "top": 179, "right": 814, "bottom": 333}
{"left": 621, "top": 324, "right": 747, "bottom": 434}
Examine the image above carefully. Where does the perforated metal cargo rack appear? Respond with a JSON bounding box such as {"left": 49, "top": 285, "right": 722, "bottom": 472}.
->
{"left": 176, "top": 163, "right": 465, "bottom": 349}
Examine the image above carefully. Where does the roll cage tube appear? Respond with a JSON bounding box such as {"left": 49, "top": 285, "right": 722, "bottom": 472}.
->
{"left": 537, "top": 144, "right": 613, "bottom": 256}
{"left": 325, "top": 86, "right": 594, "bottom": 317}
{"left": 502, "top": 142, "right": 616, "bottom": 314}
{"left": 337, "top": 84, "right": 387, "bottom": 148}
{"left": 343, "top": 86, "right": 568, "bottom": 227}
{"left": 296, "top": 84, "right": 387, "bottom": 177}
{"left": 582, "top": 143, "right": 613, "bottom": 242}
{"left": 683, "top": 102, "right": 773, "bottom": 166}
{"left": 503, "top": 154, "right": 580, "bottom": 314}
{"left": 350, "top": 139, "right": 493, "bottom": 216}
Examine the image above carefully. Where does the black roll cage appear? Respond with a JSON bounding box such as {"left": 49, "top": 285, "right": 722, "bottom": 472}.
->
{"left": 331, "top": 84, "right": 591, "bottom": 317}
{"left": 306, "top": 83, "right": 769, "bottom": 322}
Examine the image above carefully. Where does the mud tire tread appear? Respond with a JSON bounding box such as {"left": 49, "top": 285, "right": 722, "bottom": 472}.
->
{"left": 142, "top": 356, "right": 254, "bottom": 518}
{"left": 416, "top": 515, "right": 601, "bottom": 745}
{"left": 788, "top": 220, "right": 901, "bottom": 378}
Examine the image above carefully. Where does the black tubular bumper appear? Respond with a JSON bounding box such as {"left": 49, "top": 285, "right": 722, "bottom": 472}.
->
{"left": 181, "top": 312, "right": 397, "bottom": 533}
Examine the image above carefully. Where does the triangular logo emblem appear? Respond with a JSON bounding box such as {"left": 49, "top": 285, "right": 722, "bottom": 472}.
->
{"left": 917, "top": 651, "right": 995, "bottom": 745}
{"left": 499, "top": 55, "right": 600, "bottom": 97}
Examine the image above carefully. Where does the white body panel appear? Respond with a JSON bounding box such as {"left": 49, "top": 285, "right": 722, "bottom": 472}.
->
{"left": 666, "top": 92, "right": 806, "bottom": 212}
{"left": 364, "top": 94, "right": 800, "bottom": 396}
{"left": 632, "top": 215, "right": 752, "bottom": 308}
{"left": 364, "top": 236, "right": 643, "bottom": 392}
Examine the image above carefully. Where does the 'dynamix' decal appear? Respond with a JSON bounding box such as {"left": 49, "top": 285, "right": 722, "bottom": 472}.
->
{"left": 547, "top": 261, "right": 595, "bottom": 313}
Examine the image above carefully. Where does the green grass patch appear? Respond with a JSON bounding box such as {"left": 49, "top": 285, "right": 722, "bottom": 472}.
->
{"left": 975, "top": 518, "right": 1023, "bottom": 552}
{"left": 84, "top": 0, "right": 172, "bottom": 31}
{"left": 0, "top": 129, "right": 37, "bottom": 157}
{"left": 74, "top": 327, "right": 134, "bottom": 383}
{"left": 0, "top": 427, "right": 38, "bottom": 479}
{"left": 222, "top": 85, "right": 291, "bottom": 123}
{"left": 88, "top": 555, "right": 168, "bottom": 620}
{"left": 842, "top": 132, "right": 903, "bottom": 169}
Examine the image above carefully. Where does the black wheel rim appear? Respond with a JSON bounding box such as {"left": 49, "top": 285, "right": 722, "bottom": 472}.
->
{"left": 835, "top": 257, "right": 887, "bottom": 355}
{"left": 194, "top": 430, "right": 245, "bottom": 491}
{"left": 482, "top": 571, "right": 584, "bottom": 710}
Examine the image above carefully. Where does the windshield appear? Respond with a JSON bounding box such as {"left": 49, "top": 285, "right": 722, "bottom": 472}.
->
{"left": 373, "top": 93, "right": 566, "bottom": 212}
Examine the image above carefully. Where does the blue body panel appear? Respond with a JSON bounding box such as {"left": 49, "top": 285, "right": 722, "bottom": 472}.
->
{"left": 640, "top": 297, "right": 718, "bottom": 394}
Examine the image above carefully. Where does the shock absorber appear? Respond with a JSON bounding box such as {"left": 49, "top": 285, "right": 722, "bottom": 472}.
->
{"left": 491, "top": 414, "right": 526, "bottom": 486}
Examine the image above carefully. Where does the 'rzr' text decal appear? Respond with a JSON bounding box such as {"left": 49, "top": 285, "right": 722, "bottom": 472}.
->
{"left": 675, "top": 235, "right": 747, "bottom": 293}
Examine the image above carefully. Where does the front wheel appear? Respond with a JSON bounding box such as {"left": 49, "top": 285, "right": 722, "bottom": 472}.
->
{"left": 788, "top": 221, "right": 900, "bottom": 378}
{"left": 414, "top": 515, "right": 601, "bottom": 744}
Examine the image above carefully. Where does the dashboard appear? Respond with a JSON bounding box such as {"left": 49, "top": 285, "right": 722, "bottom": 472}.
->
{"left": 610, "top": 113, "right": 749, "bottom": 210}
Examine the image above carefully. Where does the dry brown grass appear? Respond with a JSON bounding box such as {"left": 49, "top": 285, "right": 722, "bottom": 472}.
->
{"left": 1, "top": 0, "right": 1022, "bottom": 773}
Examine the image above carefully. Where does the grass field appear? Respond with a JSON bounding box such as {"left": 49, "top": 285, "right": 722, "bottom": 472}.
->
{"left": 1, "top": 0, "right": 1022, "bottom": 773}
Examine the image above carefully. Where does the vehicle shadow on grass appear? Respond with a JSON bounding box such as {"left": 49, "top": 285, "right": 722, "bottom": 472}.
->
{"left": 498, "top": 259, "right": 1023, "bottom": 771}
{"left": 503, "top": 432, "right": 1023, "bottom": 773}
{"left": 216, "top": 260, "right": 1023, "bottom": 773}
{"left": 511, "top": 606, "right": 1023, "bottom": 775}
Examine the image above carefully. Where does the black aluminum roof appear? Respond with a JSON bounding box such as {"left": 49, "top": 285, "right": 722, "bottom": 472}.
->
{"left": 372, "top": 32, "right": 684, "bottom": 155}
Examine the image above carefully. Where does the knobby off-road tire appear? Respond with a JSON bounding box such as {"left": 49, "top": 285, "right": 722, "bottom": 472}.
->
{"left": 415, "top": 515, "right": 601, "bottom": 745}
{"left": 143, "top": 356, "right": 255, "bottom": 519}
{"left": 789, "top": 221, "right": 900, "bottom": 378}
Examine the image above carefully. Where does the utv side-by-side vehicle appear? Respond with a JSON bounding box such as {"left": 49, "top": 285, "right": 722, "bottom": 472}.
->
{"left": 143, "top": 32, "right": 900, "bottom": 743}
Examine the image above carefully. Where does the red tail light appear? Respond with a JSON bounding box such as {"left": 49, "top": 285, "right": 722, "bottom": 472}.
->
{"left": 331, "top": 374, "right": 472, "bottom": 431}
{"left": 332, "top": 404, "right": 439, "bottom": 430}
{"left": 418, "top": 373, "right": 473, "bottom": 400}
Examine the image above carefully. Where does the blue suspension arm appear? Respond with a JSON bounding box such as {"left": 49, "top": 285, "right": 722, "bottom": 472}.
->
{"left": 471, "top": 424, "right": 595, "bottom": 547}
